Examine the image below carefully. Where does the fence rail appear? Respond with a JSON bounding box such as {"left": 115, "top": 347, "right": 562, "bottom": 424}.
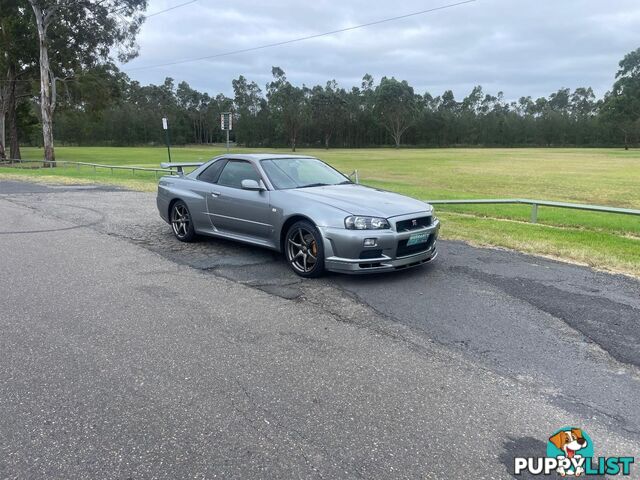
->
{"left": 0, "top": 159, "right": 172, "bottom": 177}
{"left": 426, "top": 198, "right": 640, "bottom": 223}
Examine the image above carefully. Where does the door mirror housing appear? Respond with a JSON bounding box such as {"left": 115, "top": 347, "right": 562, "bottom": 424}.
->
{"left": 241, "top": 179, "right": 264, "bottom": 191}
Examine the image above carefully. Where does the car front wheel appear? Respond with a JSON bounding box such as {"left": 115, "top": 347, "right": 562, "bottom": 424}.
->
{"left": 285, "top": 220, "right": 325, "bottom": 278}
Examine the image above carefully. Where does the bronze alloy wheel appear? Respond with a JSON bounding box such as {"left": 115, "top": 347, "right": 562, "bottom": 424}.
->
{"left": 285, "top": 221, "right": 324, "bottom": 277}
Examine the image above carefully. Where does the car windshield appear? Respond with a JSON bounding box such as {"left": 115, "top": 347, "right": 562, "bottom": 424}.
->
{"left": 261, "top": 158, "right": 351, "bottom": 190}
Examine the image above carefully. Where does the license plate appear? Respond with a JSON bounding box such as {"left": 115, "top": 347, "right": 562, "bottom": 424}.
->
{"left": 406, "top": 232, "right": 429, "bottom": 246}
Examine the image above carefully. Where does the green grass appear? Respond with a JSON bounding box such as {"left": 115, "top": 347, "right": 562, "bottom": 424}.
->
{"left": 3, "top": 146, "right": 639, "bottom": 276}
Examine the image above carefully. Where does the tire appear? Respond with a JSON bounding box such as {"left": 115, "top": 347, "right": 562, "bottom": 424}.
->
{"left": 285, "top": 220, "right": 325, "bottom": 278}
{"left": 170, "top": 200, "right": 196, "bottom": 242}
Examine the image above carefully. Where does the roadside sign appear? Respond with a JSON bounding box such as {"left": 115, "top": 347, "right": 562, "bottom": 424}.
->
{"left": 220, "top": 112, "right": 232, "bottom": 131}
{"left": 162, "top": 117, "right": 171, "bottom": 162}
{"left": 221, "top": 112, "right": 232, "bottom": 152}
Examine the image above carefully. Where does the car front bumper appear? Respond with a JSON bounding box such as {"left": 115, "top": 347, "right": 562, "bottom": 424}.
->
{"left": 319, "top": 217, "right": 440, "bottom": 274}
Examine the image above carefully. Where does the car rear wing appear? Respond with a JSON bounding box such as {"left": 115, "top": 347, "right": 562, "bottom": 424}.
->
{"left": 160, "top": 162, "right": 204, "bottom": 175}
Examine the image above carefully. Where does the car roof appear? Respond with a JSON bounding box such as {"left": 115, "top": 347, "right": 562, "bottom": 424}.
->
{"left": 215, "top": 154, "right": 317, "bottom": 161}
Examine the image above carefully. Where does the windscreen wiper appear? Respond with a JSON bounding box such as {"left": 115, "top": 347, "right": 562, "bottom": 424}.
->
{"left": 299, "top": 183, "right": 330, "bottom": 188}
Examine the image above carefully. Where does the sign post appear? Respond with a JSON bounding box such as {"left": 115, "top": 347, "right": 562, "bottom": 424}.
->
{"left": 162, "top": 117, "right": 172, "bottom": 162}
{"left": 220, "top": 112, "right": 232, "bottom": 152}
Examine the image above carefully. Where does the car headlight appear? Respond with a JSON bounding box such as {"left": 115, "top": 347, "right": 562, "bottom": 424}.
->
{"left": 344, "top": 216, "right": 390, "bottom": 230}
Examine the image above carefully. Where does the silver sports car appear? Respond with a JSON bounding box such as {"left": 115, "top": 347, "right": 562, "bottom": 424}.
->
{"left": 157, "top": 154, "right": 440, "bottom": 277}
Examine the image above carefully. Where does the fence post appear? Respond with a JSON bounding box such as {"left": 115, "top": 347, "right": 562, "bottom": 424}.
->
{"left": 530, "top": 203, "right": 538, "bottom": 223}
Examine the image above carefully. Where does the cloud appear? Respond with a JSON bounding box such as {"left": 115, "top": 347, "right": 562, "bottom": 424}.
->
{"left": 120, "top": 0, "right": 640, "bottom": 101}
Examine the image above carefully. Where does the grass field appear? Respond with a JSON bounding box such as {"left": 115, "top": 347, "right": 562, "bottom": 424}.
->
{"left": 2, "top": 146, "right": 639, "bottom": 277}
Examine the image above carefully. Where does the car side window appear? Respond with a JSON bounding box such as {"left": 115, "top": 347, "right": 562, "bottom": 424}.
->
{"left": 217, "top": 160, "right": 262, "bottom": 189}
{"left": 198, "top": 159, "right": 227, "bottom": 184}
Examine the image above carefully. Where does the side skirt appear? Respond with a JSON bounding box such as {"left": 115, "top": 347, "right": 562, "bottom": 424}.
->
{"left": 195, "top": 226, "right": 279, "bottom": 251}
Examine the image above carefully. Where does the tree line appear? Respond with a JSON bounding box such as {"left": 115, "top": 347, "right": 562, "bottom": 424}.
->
{"left": 2, "top": 0, "right": 640, "bottom": 159}
{"left": 50, "top": 57, "right": 640, "bottom": 150}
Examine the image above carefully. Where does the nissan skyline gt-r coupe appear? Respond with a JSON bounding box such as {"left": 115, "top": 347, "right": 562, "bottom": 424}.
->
{"left": 157, "top": 154, "right": 440, "bottom": 277}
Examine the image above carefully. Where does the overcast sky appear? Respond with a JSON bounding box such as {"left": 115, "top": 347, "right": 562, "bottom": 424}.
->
{"left": 118, "top": 0, "right": 640, "bottom": 101}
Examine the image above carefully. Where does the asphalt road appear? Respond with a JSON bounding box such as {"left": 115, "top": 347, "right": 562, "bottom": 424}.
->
{"left": 1, "top": 180, "right": 639, "bottom": 479}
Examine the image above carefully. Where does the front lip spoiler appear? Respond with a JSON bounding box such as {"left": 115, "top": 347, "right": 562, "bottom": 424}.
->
{"left": 324, "top": 248, "right": 437, "bottom": 274}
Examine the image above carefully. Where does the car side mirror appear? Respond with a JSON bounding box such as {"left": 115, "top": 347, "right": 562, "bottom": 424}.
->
{"left": 241, "top": 179, "right": 264, "bottom": 191}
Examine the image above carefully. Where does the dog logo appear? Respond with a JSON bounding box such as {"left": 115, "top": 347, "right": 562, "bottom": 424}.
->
{"left": 515, "top": 427, "right": 634, "bottom": 476}
{"left": 547, "top": 428, "right": 592, "bottom": 476}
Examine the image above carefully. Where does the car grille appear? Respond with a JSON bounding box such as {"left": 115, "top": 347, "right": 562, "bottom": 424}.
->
{"left": 395, "top": 216, "right": 432, "bottom": 232}
{"left": 396, "top": 234, "right": 435, "bottom": 257}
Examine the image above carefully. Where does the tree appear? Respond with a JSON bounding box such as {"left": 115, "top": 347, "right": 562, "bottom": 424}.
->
{"left": 310, "top": 80, "right": 346, "bottom": 149}
{"left": 266, "top": 67, "right": 308, "bottom": 151}
{"left": 27, "top": 0, "right": 147, "bottom": 165}
{"left": 374, "top": 77, "right": 419, "bottom": 147}
{"left": 0, "top": 0, "right": 38, "bottom": 160}
{"left": 570, "top": 87, "right": 596, "bottom": 117}
{"left": 177, "top": 81, "right": 204, "bottom": 143}
{"left": 602, "top": 48, "right": 640, "bottom": 149}
{"left": 568, "top": 87, "right": 597, "bottom": 145}
{"left": 340, "top": 74, "right": 377, "bottom": 147}
{"left": 233, "top": 75, "right": 263, "bottom": 146}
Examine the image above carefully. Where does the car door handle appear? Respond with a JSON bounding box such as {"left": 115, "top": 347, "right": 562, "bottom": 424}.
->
{"left": 211, "top": 191, "right": 222, "bottom": 198}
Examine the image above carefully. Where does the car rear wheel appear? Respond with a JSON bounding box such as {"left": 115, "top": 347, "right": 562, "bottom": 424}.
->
{"left": 285, "top": 221, "right": 325, "bottom": 278}
{"left": 170, "top": 200, "right": 196, "bottom": 242}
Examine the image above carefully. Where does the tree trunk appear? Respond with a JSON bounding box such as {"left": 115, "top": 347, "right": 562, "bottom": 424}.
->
{"left": 0, "top": 78, "right": 5, "bottom": 160}
{"left": 0, "top": 113, "right": 5, "bottom": 160}
{"left": 391, "top": 128, "right": 401, "bottom": 148}
{"left": 30, "top": 2, "right": 56, "bottom": 167}
{"left": 7, "top": 64, "right": 21, "bottom": 160}
{"left": 624, "top": 131, "right": 629, "bottom": 151}
{"left": 8, "top": 103, "right": 21, "bottom": 160}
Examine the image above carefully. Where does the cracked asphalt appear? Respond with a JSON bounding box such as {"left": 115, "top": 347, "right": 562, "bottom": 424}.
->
{"left": 0, "top": 180, "right": 639, "bottom": 479}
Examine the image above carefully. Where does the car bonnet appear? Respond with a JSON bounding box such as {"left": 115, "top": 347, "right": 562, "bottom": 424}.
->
{"left": 287, "top": 184, "right": 430, "bottom": 218}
